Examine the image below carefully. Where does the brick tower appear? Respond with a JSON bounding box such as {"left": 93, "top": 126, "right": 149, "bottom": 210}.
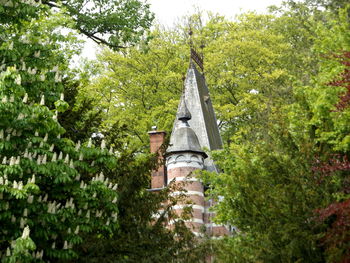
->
{"left": 149, "top": 60, "right": 230, "bottom": 237}
{"left": 165, "top": 96, "right": 207, "bottom": 235}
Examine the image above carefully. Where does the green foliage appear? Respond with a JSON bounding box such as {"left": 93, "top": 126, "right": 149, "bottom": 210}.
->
{"left": 0, "top": 2, "right": 123, "bottom": 261}
{"left": 42, "top": 0, "right": 154, "bottom": 49}
{"left": 78, "top": 28, "right": 189, "bottom": 151}
{"left": 202, "top": 3, "right": 350, "bottom": 263}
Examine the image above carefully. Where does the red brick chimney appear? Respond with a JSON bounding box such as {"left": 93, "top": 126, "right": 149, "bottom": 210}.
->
{"left": 148, "top": 129, "right": 166, "bottom": 189}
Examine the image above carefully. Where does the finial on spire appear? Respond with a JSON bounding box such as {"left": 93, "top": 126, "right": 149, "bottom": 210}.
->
{"left": 177, "top": 94, "right": 191, "bottom": 122}
{"left": 188, "top": 33, "right": 193, "bottom": 49}
{"left": 187, "top": 19, "right": 204, "bottom": 72}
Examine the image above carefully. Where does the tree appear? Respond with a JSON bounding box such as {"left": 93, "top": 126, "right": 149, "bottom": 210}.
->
{"left": 202, "top": 3, "right": 350, "bottom": 263}
{"left": 77, "top": 27, "right": 189, "bottom": 152}
{"left": 1, "top": 0, "right": 154, "bottom": 50}
{"left": 0, "top": 4, "right": 120, "bottom": 261}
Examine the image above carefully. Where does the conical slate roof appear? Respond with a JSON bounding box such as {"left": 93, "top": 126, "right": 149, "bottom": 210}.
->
{"left": 167, "top": 99, "right": 207, "bottom": 158}
{"left": 170, "top": 62, "right": 222, "bottom": 171}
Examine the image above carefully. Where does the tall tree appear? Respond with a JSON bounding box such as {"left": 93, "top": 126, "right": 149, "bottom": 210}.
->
{"left": 203, "top": 3, "right": 350, "bottom": 263}
{"left": 0, "top": 4, "right": 119, "bottom": 262}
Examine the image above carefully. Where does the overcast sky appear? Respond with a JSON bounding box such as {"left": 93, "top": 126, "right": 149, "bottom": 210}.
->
{"left": 79, "top": 0, "right": 283, "bottom": 60}
{"left": 148, "top": 0, "right": 283, "bottom": 26}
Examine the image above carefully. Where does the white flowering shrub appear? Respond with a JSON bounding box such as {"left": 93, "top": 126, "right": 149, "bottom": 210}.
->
{"left": 0, "top": 2, "right": 119, "bottom": 262}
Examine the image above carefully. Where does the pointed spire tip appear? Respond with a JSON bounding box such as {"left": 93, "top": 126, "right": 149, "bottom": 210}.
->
{"left": 177, "top": 95, "right": 191, "bottom": 122}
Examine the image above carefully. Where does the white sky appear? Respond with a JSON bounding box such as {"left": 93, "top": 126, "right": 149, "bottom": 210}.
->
{"left": 79, "top": 0, "right": 283, "bottom": 60}
{"left": 148, "top": 0, "right": 283, "bottom": 26}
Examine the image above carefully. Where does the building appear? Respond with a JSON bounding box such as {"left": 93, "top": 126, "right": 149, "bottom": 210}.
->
{"left": 148, "top": 59, "right": 230, "bottom": 237}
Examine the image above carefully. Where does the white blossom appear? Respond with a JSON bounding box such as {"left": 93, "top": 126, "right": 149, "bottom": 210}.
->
{"left": 101, "top": 139, "right": 106, "bottom": 149}
{"left": 109, "top": 146, "right": 113, "bottom": 154}
{"left": 54, "top": 72, "right": 61, "bottom": 82}
{"left": 51, "top": 152, "right": 57, "bottom": 162}
{"left": 31, "top": 174, "right": 35, "bottom": 184}
{"left": 75, "top": 141, "right": 81, "bottom": 151}
{"left": 1, "top": 96, "right": 7, "bottom": 103}
{"left": 27, "top": 195, "right": 33, "bottom": 204}
{"left": 31, "top": 67, "right": 37, "bottom": 75}
{"left": 36, "top": 155, "right": 42, "bottom": 165}
{"left": 22, "top": 93, "right": 28, "bottom": 103}
{"left": 14, "top": 74, "right": 21, "bottom": 85}
{"left": 22, "top": 226, "right": 30, "bottom": 239}
{"left": 21, "top": 61, "right": 26, "bottom": 71}
{"left": 9, "top": 156, "right": 15, "bottom": 165}
{"left": 17, "top": 113, "right": 24, "bottom": 120}
{"left": 20, "top": 217, "right": 25, "bottom": 228}
{"left": 42, "top": 154, "right": 47, "bottom": 164}
{"left": 40, "top": 95, "right": 45, "bottom": 105}
{"left": 34, "top": 50, "right": 40, "bottom": 58}
{"left": 99, "top": 172, "right": 104, "bottom": 182}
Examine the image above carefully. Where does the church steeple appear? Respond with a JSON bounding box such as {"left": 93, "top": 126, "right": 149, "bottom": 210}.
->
{"left": 171, "top": 62, "right": 222, "bottom": 171}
